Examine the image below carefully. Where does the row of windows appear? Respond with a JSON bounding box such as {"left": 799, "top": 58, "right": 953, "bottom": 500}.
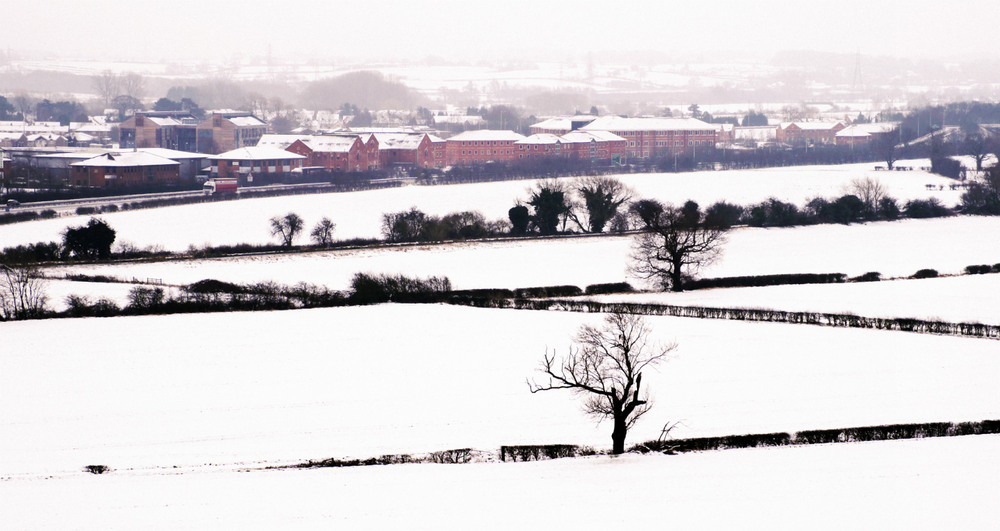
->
{"left": 458, "top": 140, "right": 513, "bottom": 146}
{"left": 460, "top": 150, "right": 514, "bottom": 155}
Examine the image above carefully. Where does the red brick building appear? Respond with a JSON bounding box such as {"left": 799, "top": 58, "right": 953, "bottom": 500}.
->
{"left": 835, "top": 123, "right": 899, "bottom": 147}
{"left": 70, "top": 151, "right": 180, "bottom": 187}
{"left": 515, "top": 134, "right": 563, "bottom": 161}
{"left": 118, "top": 111, "right": 198, "bottom": 151}
{"left": 579, "top": 116, "right": 717, "bottom": 158}
{"left": 374, "top": 133, "right": 446, "bottom": 169}
{"left": 196, "top": 112, "right": 267, "bottom": 154}
{"left": 445, "top": 130, "right": 526, "bottom": 166}
{"left": 776, "top": 122, "right": 846, "bottom": 146}
{"left": 559, "top": 130, "right": 628, "bottom": 161}
{"left": 209, "top": 146, "right": 305, "bottom": 184}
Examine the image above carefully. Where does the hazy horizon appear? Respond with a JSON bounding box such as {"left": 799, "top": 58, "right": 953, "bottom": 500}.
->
{"left": 5, "top": 0, "right": 998, "bottom": 65}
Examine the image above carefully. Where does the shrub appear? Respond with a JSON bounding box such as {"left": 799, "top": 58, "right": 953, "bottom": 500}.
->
{"left": 911, "top": 269, "right": 938, "bottom": 279}
{"left": 500, "top": 444, "right": 582, "bottom": 462}
{"left": 39, "top": 209, "right": 57, "bottom": 219}
{"left": 704, "top": 201, "right": 744, "bottom": 229}
{"left": 584, "top": 282, "right": 635, "bottom": 295}
{"left": 513, "top": 285, "right": 583, "bottom": 298}
{"left": 851, "top": 272, "right": 882, "bottom": 282}
{"left": 994, "top": 264, "right": 1000, "bottom": 273}
{"left": 75, "top": 206, "right": 97, "bottom": 215}
{"left": 349, "top": 272, "right": 452, "bottom": 304}
{"left": 683, "top": 273, "right": 846, "bottom": 290}
{"left": 965, "top": 264, "right": 993, "bottom": 275}
{"left": 903, "top": 198, "right": 952, "bottom": 219}
{"left": 83, "top": 465, "right": 110, "bottom": 475}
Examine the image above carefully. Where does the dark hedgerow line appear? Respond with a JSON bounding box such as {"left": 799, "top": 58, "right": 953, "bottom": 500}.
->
{"left": 279, "top": 419, "right": 1000, "bottom": 470}
{"left": 446, "top": 297, "right": 1000, "bottom": 340}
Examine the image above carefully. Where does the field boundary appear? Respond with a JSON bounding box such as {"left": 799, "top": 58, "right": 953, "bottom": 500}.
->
{"left": 449, "top": 297, "right": 1000, "bottom": 340}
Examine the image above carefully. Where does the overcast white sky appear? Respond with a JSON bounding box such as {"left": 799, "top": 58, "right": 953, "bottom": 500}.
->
{"left": 4, "top": 0, "right": 997, "bottom": 64}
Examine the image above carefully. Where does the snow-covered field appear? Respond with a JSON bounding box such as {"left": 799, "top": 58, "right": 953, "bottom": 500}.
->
{"left": 44, "top": 216, "right": 1000, "bottom": 301}
{"left": 588, "top": 273, "right": 1000, "bottom": 325}
{"left": 2, "top": 304, "right": 999, "bottom": 527}
{"left": 0, "top": 160, "right": 965, "bottom": 252}
{"left": 3, "top": 305, "right": 999, "bottom": 478}
{"left": 4, "top": 162, "right": 999, "bottom": 528}
{"left": 4, "top": 436, "right": 998, "bottom": 530}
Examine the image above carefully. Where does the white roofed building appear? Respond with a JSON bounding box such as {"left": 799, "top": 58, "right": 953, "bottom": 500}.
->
{"left": 835, "top": 123, "right": 899, "bottom": 147}
{"left": 208, "top": 146, "right": 305, "bottom": 184}
{"left": 445, "top": 130, "right": 526, "bottom": 166}
{"left": 70, "top": 151, "right": 181, "bottom": 188}
{"left": 776, "top": 121, "right": 846, "bottom": 145}
{"left": 579, "top": 116, "right": 717, "bottom": 158}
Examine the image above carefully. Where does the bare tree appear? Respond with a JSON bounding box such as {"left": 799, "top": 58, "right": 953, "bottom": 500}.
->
{"left": 0, "top": 262, "right": 48, "bottom": 320}
{"left": 529, "top": 309, "right": 675, "bottom": 454}
{"left": 570, "top": 176, "right": 633, "bottom": 233}
{"left": 92, "top": 70, "right": 120, "bottom": 109}
{"left": 629, "top": 200, "right": 727, "bottom": 292}
{"left": 120, "top": 72, "right": 147, "bottom": 102}
{"left": 848, "top": 176, "right": 888, "bottom": 219}
{"left": 963, "top": 131, "right": 991, "bottom": 172}
{"left": 873, "top": 132, "right": 899, "bottom": 170}
{"left": 270, "top": 212, "right": 304, "bottom": 247}
{"left": 11, "top": 92, "right": 34, "bottom": 121}
{"left": 310, "top": 217, "right": 336, "bottom": 247}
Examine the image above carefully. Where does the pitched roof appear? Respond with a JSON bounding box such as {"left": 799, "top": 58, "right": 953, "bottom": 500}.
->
{"left": 530, "top": 116, "right": 598, "bottom": 131}
{"left": 71, "top": 151, "right": 181, "bottom": 168}
{"left": 515, "top": 133, "right": 562, "bottom": 145}
{"left": 210, "top": 146, "right": 307, "bottom": 161}
{"left": 373, "top": 133, "right": 427, "bottom": 150}
{"left": 446, "top": 130, "right": 526, "bottom": 142}
{"left": 560, "top": 130, "right": 626, "bottom": 143}
{"left": 779, "top": 121, "right": 845, "bottom": 131}
{"left": 580, "top": 116, "right": 716, "bottom": 132}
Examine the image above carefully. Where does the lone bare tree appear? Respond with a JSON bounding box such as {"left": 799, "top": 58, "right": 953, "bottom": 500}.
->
{"left": 270, "top": 212, "right": 304, "bottom": 247}
{"left": 529, "top": 309, "right": 675, "bottom": 454}
{"left": 629, "top": 200, "right": 727, "bottom": 291}
{"left": 0, "top": 262, "right": 48, "bottom": 320}
{"left": 310, "top": 217, "right": 336, "bottom": 247}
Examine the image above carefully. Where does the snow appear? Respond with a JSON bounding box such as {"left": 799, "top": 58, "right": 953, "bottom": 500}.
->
{"left": 44, "top": 217, "right": 1000, "bottom": 298}
{"left": 0, "top": 160, "right": 970, "bottom": 253}
{"left": 3, "top": 437, "right": 999, "bottom": 529}
{"left": 588, "top": 274, "right": 1000, "bottom": 325}
{"left": 2, "top": 304, "right": 998, "bottom": 481}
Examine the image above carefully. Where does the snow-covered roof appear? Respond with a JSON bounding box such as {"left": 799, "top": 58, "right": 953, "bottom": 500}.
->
{"left": 138, "top": 148, "right": 208, "bottom": 160}
{"left": 210, "top": 146, "right": 307, "bottom": 161}
{"left": 836, "top": 123, "right": 899, "bottom": 137}
{"left": 446, "top": 130, "right": 526, "bottom": 142}
{"left": 433, "top": 115, "right": 485, "bottom": 125}
{"left": 257, "top": 134, "right": 309, "bottom": 150}
{"left": 580, "top": 116, "right": 716, "bottom": 132}
{"left": 374, "top": 133, "right": 427, "bottom": 150}
{"left": 530, "top": 115, "right": 598, "bottom": 131}
{"left": 515, "top": 133, "right": 562, "bottom": 145}
{"left": 71, "top": 151, "right": 181, "bottom": 168}
{"left": 305, "top": 135, "right": 361, "bottom": 153}
{"left": 779, "top": 121, "right": 845, "bottom": 131}
{"left": 560, "top": 130, "right": 626, "bottom": 143}
{"left": 146, "top": 116, "right": 183, "bottom": 127}
{"left": 228, "top": 116, "right": 267, "bottom": 128}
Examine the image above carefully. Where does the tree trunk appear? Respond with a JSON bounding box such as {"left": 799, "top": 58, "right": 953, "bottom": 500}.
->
{"left": 670, "top": 257, "right": 685, "bottom": 292}
{"left": 611, "top": 414, "right": 628, "bottom": 454}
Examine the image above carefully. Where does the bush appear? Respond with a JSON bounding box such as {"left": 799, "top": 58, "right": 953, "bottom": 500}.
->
{"left": 39, "top": 209, "right": 57, "bottom": 219}
{"left": 965, "top": 264, "right": 993, "bottom": 275}
{"left": 704, "top": 201, "right": 743, "bottom": 229}
{"left": 500, "top": 444, "right": 582, "bottom": 462}
{"left": 683, "top": 273, "right": 846, "bottom": 290}
{"left": 903, "top": 198, "right": 952, "bottom": 219}
{"left": 911, "top": 269, "right": 938, "bottom": 279}
{"left": 513, "top": 285, "right": 583, "bottom": 298}
{"left": 75, "top": 206, "right": 97, "bottom": 215}
{"left": 349, "top": 272, "right": 452, "bottom": 304}
{"left": 851, "top": 272, "right": 882, "bottom": 282}
{"left": 994, "top": 264, "right": 1000, "bottom": 273}
{"left": 584, "top": 282, "right": 635, "bottom": 295}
